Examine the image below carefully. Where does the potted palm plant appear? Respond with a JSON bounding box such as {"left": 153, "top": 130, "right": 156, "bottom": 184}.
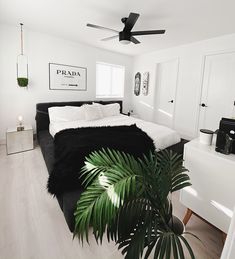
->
{"left": 74, "top": 149, "right": 197, "bottom": 259}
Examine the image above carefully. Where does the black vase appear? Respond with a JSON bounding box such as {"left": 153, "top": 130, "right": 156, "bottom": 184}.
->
{"left": 167, "top": 215, "right": 184, "bottom": 235}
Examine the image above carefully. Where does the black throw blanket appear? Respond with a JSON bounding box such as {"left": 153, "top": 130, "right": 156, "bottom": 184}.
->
{"left": 47, "top": 124, "right": 155, "bottom": 195}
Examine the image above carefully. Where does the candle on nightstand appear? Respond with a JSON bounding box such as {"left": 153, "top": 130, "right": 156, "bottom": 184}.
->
{"left": 17, "top": 115, "right": 24, "bottom": 131}
{"left": 18, "top": 115, "right": 23, "bottom": 125}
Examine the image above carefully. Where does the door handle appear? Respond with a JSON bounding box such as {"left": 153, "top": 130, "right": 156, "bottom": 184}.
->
{"left": 200, "top": 103, "right": 208, "bottom": 107}
{"left": 168, "top": 100, "right": 174, "bottom": 103}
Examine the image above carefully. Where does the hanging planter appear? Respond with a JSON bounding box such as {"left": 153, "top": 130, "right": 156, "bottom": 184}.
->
{"left": 17, "top": 23, "right": 29, "bottom": 87}
{"left": 17, "top": 77, "right": 28, "bottom": 87}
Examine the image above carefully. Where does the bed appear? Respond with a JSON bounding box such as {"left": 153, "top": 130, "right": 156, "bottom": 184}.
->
{"left": 35, "top": 100, "right": 183, "bottom": 232}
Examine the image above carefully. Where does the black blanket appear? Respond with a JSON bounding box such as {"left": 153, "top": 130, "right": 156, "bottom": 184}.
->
{"left": 47, "top": 124, "right": 155, "bottom": 195}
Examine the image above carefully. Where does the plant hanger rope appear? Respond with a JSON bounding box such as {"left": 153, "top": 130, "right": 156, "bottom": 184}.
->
{"left": 17, "top": 22, "right": 29, "bottom": 87}
{"left": 20, "top": 23, "right": 24, "bottom": 55}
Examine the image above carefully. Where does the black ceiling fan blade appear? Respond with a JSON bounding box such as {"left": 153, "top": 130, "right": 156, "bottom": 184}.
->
{"left": 101, "top": 35, "right": 119, "bottom": 41}
{"left": 87, "top": 23, "right": 119, "bottom": 33}
{"left": 131, "top": 30, "right": 166, "bottom": 36}
{"left": 131, "top": 37, "right": 140, "bottom": 44}
{"left": 123, "top": 13, "right": 140, "bottom": 32}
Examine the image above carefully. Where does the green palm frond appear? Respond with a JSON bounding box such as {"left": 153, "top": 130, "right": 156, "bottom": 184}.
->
{"left": 115, "top": 203, "right": 195, "bottom": 259}
{"left": 80, "top": 148, "right": 145, "bottom": 187}
{"left": 74, "top": 173, "right": 137, "bottom": 242}
{"left": 74, "top": 149, "right": 145, "bottom": 242}
{"left": 107, "top": 198, "right": 152, "bottom": 243}
{"left": 74, "top": 148, "right": 196, "bottom": 259}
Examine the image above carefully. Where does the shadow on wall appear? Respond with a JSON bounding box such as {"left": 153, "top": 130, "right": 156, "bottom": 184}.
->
{"left": 132, "top": 100, "right": 155, "bottom": 122}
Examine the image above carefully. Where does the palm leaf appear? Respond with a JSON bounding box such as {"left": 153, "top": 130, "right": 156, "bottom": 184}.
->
{"left": 144, "top": 239, "right": 158, "bottom": 259}
{"left": 179, "top": 235, "right": 196, "bottom": 259}
{"left": 153, "top": 236, "right": 163, "bottom": 259}
{"left": 74, "top": 149, "right": 146, "bottom": 242}
{"left": 171, "top": 233, "right": 179, "bottom": 259}
{"left": 74, "top": 173, "right": 137, "bottom": 242}
{"left": 164, "top": 234, "right": 172, "bottom": 259}
{"left": 174, "top": 235, "right": 185, "bottom": 259}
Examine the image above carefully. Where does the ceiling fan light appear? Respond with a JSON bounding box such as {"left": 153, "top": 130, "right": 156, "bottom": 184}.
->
{"left": 119, "top": 31, "right": 131, "bottom": 45}
{"left": 120, "top": 40, "right": 131, "bottom": 45}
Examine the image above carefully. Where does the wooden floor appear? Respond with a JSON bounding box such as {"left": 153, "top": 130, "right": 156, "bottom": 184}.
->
{"left": 0, "top": 144, "right": 223, "bottom": 259}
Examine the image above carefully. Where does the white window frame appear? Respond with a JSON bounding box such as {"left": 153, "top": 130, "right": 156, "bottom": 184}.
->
{"left": 96, "top": 62, "right": 125, "bottom": 98}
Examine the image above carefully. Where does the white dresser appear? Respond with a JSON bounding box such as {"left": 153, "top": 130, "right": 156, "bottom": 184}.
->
{"left": 6, "top": 125, "right": 34, "bottom": 155}
{"left": 180, "top": 139, "right": 235, "bottom": 234}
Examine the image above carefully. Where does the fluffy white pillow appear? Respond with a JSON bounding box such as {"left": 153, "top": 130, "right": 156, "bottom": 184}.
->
{"left": 94, "top": 103, "right": 120, "bottom": 117}
{"left": 48, "top": 106, "right": 85, "bottom": 123}
{"left": 83, "top": 104, "right": 104, "bottom": 121}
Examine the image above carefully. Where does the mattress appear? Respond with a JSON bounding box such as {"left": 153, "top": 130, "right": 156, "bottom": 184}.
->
{"left": 49, "top": 115, "right": 180, "bottom": 150}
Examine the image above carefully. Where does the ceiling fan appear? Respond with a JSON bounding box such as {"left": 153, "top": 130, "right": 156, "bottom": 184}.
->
{"left": 87, "top": 12, "right": 165, "bottom": 45}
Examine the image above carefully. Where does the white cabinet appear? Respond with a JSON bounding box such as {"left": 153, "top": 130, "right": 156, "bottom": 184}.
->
{"left": 6, "top": 125, "right": 34, "bottom": 155}
{"left": 180, "top": 139, "right": 235, "bottom": 233}
{"left": 221, "top": 208, "right": 235, "bottom": 259}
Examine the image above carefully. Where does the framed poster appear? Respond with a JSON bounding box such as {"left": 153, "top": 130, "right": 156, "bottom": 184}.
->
{"left": 134, "top": 72, "right": 141, "bottom": 96}
{"left": 49, "top": 63, "right": 87, "bottom": 91}
{"left": 142, "top": 72, "right": 149, "bottom": 96}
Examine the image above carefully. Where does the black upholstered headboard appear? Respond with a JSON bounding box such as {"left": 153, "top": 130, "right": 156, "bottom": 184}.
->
{"left": 35, "top": 100, "right": 123, "bottom": 136}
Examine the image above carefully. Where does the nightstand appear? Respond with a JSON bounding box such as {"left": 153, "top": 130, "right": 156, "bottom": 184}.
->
{"left": 6, "top": 125, "right": 34, "bottom": 155}
{"left": 180, "top": 138, "right": 235, "bottom": 235}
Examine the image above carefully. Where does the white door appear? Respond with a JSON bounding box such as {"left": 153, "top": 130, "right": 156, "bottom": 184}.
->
{"left": 199, "top": 52, "right": 235, "bottom": 131}
{"left": 154, "top": 58, "right": 179, "bottom": 128}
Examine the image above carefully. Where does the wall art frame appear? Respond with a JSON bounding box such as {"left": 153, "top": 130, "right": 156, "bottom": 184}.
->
{"left": 49, "top": 63, "right": 87, "bottom": 91}
{"left": 142, "top": 71, "right": 149, "bottom": 96}
{"left": 134, "top": 72, "right": 141, "bottom": 96}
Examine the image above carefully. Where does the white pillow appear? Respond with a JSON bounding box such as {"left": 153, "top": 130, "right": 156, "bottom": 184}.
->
{"left": 94, "top": 103, "right": 120, "bottom": 117}
{"left": 83, "top": 104, "right": 104, "bottom": 121}
{"left": 48, "top": 106, "right": 85, "bottom": 123}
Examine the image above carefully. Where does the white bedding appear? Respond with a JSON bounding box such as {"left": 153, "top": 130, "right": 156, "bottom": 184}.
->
{"left": 49, "top": 115, "right": 180, "bottom": 150}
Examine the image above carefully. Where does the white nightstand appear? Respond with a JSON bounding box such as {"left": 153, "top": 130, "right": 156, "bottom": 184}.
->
{"left": 6, "top": 125, "right": 34, "bottom": 155}
{"left": 180, "top": 138, "right": 235, "bottom": 235}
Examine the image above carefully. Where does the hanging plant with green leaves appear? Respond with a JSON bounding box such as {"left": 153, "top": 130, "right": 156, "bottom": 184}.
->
{"left": 17, "top": 77, "right": 28, "bottom": 87}
{"left": 74, "top": 149, "right": 199, "bottom": 259}
{"left": 17, "top": 23, "right": 29, "bottom": 88}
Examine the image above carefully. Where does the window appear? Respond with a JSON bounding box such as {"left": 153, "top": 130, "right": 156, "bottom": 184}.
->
{"left": 96, "top": 62, "right": 125, "bottom": 98}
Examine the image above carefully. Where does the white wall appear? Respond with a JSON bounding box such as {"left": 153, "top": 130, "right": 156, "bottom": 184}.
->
{"left": 132, "top": 33, "right": 235, "bottom": 139}
{"left": 0, "top": 23, "right": 133, "bottom": 141}
{"left": 2, "top": 22, "right": 235, "bottom": 142}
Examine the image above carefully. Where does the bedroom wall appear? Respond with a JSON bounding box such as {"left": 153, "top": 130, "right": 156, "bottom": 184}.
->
{"left": 131, "top": 33, "right": 235, "bottom": 139}
{"left": 0, "top": 23, "right": 133, "bottom": 141}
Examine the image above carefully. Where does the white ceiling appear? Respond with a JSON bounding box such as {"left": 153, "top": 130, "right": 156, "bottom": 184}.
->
{"left": 1, "top": 0, "right": 235, "bottom": 56}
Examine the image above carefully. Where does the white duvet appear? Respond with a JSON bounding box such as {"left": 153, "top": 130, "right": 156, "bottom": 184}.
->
{"left": 49, "top": 115, "right": 180, "bottom": 150}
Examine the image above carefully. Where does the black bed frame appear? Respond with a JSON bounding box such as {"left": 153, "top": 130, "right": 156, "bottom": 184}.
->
{"left": 35, "top": 100, "right": 186, "bottom": 232}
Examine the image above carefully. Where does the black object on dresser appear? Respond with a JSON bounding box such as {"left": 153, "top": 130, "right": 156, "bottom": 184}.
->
{"left": 216, "top": 118, "right": 235, "bottom": 154}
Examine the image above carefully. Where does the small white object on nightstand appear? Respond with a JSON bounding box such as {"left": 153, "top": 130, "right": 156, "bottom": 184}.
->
{"left": 6, "top": 125, "right": 34, "bottom": 155}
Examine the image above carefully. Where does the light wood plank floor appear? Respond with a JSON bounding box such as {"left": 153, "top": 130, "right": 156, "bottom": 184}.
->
{"left": 0, "top": 145, "right": 223, "bottom": 259}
